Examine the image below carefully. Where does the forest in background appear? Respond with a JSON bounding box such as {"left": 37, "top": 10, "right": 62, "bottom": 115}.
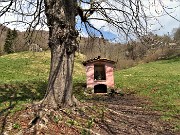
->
{"left": 0, "top": 24, "right": 180, "bottom": 69}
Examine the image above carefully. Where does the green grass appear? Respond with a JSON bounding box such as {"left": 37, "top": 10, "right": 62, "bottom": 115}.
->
{"left": 0, "top": 51, "right": 50, "bottom": 84}
{"left": 0, "top": 51, "right": 86, "bottom": 115}
{"left": 115, "top": 56, "right": 180, "bottom": 124}
{"left": 0, "top": 51, "right": 179, "bottom": 128}
{"left": 0, "top": 51, "right": 85, "bottom": 84}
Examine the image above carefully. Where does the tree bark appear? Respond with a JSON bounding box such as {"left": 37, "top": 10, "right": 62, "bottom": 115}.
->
{"left": 42, "top": 0, "right": 78, "bottom": 108}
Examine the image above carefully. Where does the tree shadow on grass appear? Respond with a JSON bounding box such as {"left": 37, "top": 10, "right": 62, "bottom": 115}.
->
{"left": 84, "top": 95, "right": 177, "bottom": 135}
{"left": 0, "top": 81, "right": 47, "bottom": 104}
{"left": 0, "top": 80, "right": 47, "bottom": 134}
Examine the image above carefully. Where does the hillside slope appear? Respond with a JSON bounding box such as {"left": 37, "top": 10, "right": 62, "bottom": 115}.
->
{"left": 0, "top": 52, "right": 180, "bottom": 134}
{"left": 0, "top": 51, "right": 86, "bottom": 113}
{"left": 115, "top": 56, "right": 180, "bottom": 125}
{"left": 0, "top": 51, "right": 85, "bottom": 84}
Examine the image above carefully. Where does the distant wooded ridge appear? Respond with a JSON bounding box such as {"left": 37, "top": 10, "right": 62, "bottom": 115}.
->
{"left": 0, "top": 24, "right": 180, "bottom": 69}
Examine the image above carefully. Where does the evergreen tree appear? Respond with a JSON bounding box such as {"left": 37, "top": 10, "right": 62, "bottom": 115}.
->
{"left": 4, "top": 29, "right": 13, "bottom": 54}
{"left": 12, "top": 28, "right": 18, "bottom": 40}
{"left": 4, "top": 28, "right": 18, "bottom": 54}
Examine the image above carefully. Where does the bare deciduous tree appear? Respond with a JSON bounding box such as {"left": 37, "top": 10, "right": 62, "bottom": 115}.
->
{"left": 174, "top": 27, "right": 180, "bottom": 42}
{"left": 0, "top": 0, "right": 179, "bottom": 108}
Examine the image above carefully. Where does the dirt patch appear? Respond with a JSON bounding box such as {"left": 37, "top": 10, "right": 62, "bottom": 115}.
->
{"left": 0, "top": 94, "right": 179, "bottom": 135}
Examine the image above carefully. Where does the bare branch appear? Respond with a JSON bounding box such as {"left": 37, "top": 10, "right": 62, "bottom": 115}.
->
{"left": 0, "top": 0, "right": 179, "bottom": 42}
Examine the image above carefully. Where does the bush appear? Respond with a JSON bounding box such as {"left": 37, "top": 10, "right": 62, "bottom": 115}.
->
{"left": 116, "top": 59, "right": 136, "bottom": 69}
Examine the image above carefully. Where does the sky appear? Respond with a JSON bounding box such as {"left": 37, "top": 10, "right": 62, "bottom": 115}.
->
{"left": 144, "top": 0, "right": 180, "bottom": 36}
{"left": 75, "top": 0, "right": 180, "bottom": 42}
{"left": 0, "top": 0, "right": 180, "bottom": 42}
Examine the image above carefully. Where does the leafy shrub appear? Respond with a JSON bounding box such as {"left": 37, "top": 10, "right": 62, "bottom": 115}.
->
{"left": 13, "top": 123, "right": 21, "bottom": 129}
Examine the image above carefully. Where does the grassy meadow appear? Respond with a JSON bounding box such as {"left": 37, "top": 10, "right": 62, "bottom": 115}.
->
{"left": 0, "top": 51, "right": 85, "bottom": 84}
{"left": 115, "top": 56, "right": 180, "bottom": 127}
{"left": 0, "top": 51, "right": 86, "bottom": 113}
{"left": 0, "top": 51, "right": 179, "bottom": 127}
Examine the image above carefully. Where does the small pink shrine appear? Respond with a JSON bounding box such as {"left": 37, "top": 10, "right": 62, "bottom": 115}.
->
{"left": 83, "top": 56, "right": 115, "bottom": 93}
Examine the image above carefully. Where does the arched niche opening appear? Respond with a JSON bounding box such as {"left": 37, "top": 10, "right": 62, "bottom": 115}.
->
{"left": 94, "top": 64, "right": 106, "bottom": 80}
{"left": 94, "top": 84, "right": 107, "bottom": 93}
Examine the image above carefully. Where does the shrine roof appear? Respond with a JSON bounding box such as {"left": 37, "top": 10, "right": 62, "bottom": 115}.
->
{"left": 82, "top": 56, "right": 116, "bottom": 66}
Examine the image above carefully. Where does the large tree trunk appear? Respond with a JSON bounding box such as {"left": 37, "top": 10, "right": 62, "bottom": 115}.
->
{"left": 42, "top": 0, "right": 78, "bottom": 108}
